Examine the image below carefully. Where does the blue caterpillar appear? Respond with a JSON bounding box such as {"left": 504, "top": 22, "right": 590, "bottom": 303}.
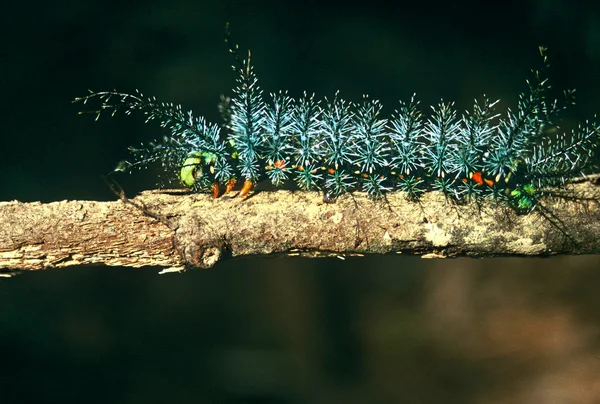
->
{"left": 75, "top": 39, "right": 600, "bottom": 214}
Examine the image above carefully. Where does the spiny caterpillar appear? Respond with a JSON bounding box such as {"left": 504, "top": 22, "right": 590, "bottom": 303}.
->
{"left": 74, "top": 36, "right": 600, "bottom": 214}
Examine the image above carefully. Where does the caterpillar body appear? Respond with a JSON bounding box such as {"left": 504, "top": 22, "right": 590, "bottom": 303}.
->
{"left": 75, "top": 43, "right": 600, "bottom": 214}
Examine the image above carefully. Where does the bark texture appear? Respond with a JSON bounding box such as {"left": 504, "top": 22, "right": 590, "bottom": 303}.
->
{"left": 1, "top": 183, "right": 599, "bottom": 272}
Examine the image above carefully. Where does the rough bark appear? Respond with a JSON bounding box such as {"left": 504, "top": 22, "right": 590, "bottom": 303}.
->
{"left": 1, "top": 183, "right": 599, "bottom": 273}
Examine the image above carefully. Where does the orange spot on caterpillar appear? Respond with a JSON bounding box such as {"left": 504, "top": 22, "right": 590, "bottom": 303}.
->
{"left": 327, "top": 168, "right": 335, "bottom": 175}
{"left": 484, "top": 178, "right": 495, "bottom": 187}
{"left": 472, "top": 172, "right": 484, "bottom": 186}
{"left": 297, "top": 166, "right": 317, "bottom": 174}
{"left": 274, "top": 159, "right": 286, "bottom": 169}
{"left": 239, "top": 180, "right": 253, "bottom": 197}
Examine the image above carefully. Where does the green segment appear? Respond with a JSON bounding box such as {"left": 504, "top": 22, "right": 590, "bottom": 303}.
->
{"left": 510, "top": 183, "right": 536, "bottom": 212}
{"left": 179, "top": 150, "right": 220, "bottom": 188}
{"left": 180, "top": 152, "right": 203, "bottom": 187}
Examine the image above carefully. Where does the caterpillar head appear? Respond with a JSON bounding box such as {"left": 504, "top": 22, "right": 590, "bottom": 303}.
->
{"left": 180, "top": 151, "right": 218, "bottom": 189}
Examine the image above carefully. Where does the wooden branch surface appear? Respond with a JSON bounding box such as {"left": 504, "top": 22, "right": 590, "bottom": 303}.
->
{"left": 1, "top": 183, "right": 599, "bottom": 272}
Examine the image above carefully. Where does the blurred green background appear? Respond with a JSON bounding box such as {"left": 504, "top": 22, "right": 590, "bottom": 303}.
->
{"left": 1, "top": 0, "right": 600, "bottom": 402}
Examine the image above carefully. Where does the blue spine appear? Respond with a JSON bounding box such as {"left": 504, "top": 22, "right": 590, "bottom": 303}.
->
{"left": 229, "top": 52, "right": 265, "bottom": 183}
{"left": 290, "top": 92, "right": 323, "bottom": 191}
{"left": 422, "top": 101, "right": 461, "bottom": 196}
{"left": 351, "top": 95, "right": 390, "bottom": 198}
{"left": 321, "top": 92, "right": 356, "bottom": 197}
{"left": 263, "top": 91, "right": 295, "bottom": 186}
{"left": 387, "top": 94, "right": 425, "bottom": 199}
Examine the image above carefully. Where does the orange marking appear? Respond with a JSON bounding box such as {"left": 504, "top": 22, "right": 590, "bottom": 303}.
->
{"left": 239, "top": 180, "right": 253, "bottom": 197}
{"left": 327, "top": 168, "right": 335, "bottom": 175}
{"left": 484, "top": 178, "right": 495, "bottom": 187}
{"left": 225, "top": 178, "right": 236, "bottom": 194}
{"left": 274, "top": 159, "right": 287, "bottom": 169}
{"left": 472, "top": 172, "right": 484, "bottom": 186}
{"left": 211, "top": 182, "right": 220, "bottom": 198}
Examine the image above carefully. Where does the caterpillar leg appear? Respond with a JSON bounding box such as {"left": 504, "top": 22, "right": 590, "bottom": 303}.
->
{"left": 211, "top": 182, "right": 220, "bottom": 198}
{"left": 238, "top": 180, "right": 254, "bottom": 197}
{"left": 225, "top": 178, "right": 237, "bottom": 194}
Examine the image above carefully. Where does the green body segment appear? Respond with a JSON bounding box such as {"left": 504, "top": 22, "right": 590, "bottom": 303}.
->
{"left": 179, "top": 150, "right": 220, "bottom": 188}
{"left": 180, "top": 152, "right": 203, "bottom": 187}
{"left": 510, "top": 183, "right": 536, "bottom": 212}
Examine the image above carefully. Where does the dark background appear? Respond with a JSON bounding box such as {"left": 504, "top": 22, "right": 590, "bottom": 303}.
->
{"left": 1, "top": 0, "right": 600, "bottom": 402}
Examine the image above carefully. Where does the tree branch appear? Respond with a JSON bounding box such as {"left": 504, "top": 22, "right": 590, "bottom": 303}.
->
{"left": 1, "top": 183, "right": 599, "bottom": 273}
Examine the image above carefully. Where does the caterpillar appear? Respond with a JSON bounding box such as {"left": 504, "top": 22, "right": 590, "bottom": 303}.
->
{"left": 74, "top": 37, "right": 600, "bottom": 214}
